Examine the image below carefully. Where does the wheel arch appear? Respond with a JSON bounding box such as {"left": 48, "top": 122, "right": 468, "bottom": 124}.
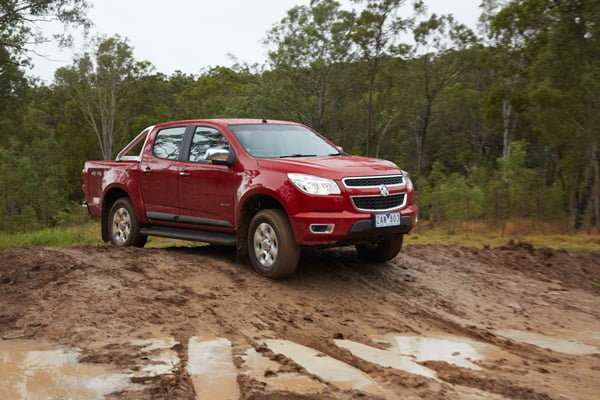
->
{"left": 101, "top": 187, "right": 135, "bottom": 242}
{"left": 237, "top": 193, "right": 287, "bottom": 256}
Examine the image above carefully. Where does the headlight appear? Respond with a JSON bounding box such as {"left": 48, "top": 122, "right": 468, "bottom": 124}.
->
{"left": 288, "top": 173, "right": 341, "bottom": 195}
{"left": 404, "top": 172, "right": 414, "bottom": 191}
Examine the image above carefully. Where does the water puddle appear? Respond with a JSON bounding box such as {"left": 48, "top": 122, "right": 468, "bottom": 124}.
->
{"left": 241, "top": 348, "right": 324, "bottom": 393}
{"left": 393, "top": 336, "right": 486, "bottom": 370}
{"left": 334, "top": 339, "right": 437, "bottom": 378}
{"left": 336, "top": 334, "right": 516, "bottom": 379}
{"left": 263, "top": 339, "right": 389, "bottom": 397}
{"left": 496, "top": 329, "right": 599, "bottom": 355}
{"left": 0, "top": 339, "right": 133, "bottom": 400}
{"left": 187, "top": 337, "right": 240, "bottom": 400}
{"left": 131, "top": 337, "right": 180, "bottom": 377}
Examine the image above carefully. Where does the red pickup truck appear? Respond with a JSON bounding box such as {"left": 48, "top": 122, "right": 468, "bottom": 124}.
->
{"left": 82, "top": 119, "right": 417, "bottom": 278}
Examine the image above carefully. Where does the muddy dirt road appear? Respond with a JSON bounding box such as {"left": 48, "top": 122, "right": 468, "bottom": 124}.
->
{"left": 0, "top": 242, "right": 599, "bottom": 399}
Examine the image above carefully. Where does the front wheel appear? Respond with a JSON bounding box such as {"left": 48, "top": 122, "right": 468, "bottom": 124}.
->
{"left": 108, "top": 198, "right": 147, "bottom": 248}
{"left": 356, "top": 235, "right": 403, "bottom": 262}
{"left": 248, "top": 209, "right": 300, "bottom": 279}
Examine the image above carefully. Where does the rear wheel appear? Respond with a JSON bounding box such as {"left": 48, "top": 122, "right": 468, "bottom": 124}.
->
{"left": 108, "top": 198, "right": 147, "bottom": 248}
{"left": 356, "top": 235, "right": 403, "bottom": 262}
{"left": 248, "top": 209, "right": 300, "bottom": 279}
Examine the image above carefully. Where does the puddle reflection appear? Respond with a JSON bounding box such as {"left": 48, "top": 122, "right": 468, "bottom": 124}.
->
{"left": 0, "top": 339, "right": 133, "bottom": 400}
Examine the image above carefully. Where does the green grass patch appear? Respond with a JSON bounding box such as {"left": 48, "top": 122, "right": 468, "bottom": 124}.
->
{"left": 0, "top": 223, "right": 104, "bottom": 248}
{"left": 406, "top": 228, "right": 600, "bottom": 251}
{"left": 1, "top": 219, "right": 599, "bottom": 252}
{"left": 0, "top": 220, "right": 203, "bottom": 249}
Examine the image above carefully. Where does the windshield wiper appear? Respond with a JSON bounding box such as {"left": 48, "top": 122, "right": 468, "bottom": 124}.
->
{"left": 280, "top": 154, "right": 317, "bottom": 158}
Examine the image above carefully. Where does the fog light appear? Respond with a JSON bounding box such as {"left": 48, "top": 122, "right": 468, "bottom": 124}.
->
{"left": 310, "top": 224, "right": 335, "bottom": 234}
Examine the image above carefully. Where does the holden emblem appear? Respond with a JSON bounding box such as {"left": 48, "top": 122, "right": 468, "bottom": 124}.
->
{"left": 379, "top": 184, "right": 390, "bottom": 197}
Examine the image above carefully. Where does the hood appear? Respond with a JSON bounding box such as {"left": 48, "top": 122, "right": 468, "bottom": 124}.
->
{"left": 257, "top": 155, "right": 401, "bottom": 180}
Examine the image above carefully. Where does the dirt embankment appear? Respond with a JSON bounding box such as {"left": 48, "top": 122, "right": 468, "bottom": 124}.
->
{"left": 0, "top": 242, "right": 599, "bottom": 399}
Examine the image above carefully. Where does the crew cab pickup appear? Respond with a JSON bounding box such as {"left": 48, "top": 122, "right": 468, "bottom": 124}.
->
{"left": 82, "top": 119, "right": 418, "bottom": 278}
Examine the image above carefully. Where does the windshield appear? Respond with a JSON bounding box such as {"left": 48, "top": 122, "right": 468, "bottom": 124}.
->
{"left": 228, "top": 124, "right": 340, "bottom": 158}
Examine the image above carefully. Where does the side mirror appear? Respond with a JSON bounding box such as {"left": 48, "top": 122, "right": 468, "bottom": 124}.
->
{"left": 206, "top": 147, "right": 235, "bottom": 166}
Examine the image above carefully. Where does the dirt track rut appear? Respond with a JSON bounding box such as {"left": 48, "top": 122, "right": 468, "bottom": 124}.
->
{"left": 0, "top": 242, "right": 599, "bottom": 399}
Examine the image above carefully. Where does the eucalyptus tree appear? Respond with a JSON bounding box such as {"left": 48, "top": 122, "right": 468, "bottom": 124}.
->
{"left": 0, "top": 0, "right": 89, "bottom": 66}
{"left": 55, "top": 35, "right": 151, "bottom": 160}
{"left": 409, "top": 13, "right": 478, "bottom": 176}
{"left": 265, "top": 0, "right": 354, "bottom": 132}
{"left": 484, "top": 0, "right": 600, "bottom": 229}
{"left": 349, "top": 0, "right": 409, "bottom": 156}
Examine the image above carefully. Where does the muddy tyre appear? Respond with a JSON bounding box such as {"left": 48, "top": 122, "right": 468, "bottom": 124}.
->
{"left": 108, "top": 198, "right": 147, "bottom": 248}
{"left": 248, "top": 209, "right": 300, "bottom": 279}
{"left": 356, "top": 235, "right": 403, "bottom": 262}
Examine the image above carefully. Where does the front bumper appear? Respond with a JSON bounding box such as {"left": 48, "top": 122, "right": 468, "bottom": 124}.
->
{"left": 81, "top": 201, "right": 90, "bottom": 216}
{"left": 291, "top": 203, "right": 417, "bottom": 246}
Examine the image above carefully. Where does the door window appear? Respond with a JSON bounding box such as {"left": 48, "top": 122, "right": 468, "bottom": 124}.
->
{"left": 152, "top": 126, "right": 187, "bottom": 160}
{"left": 189, "top": 126, "right": 230, "bottom": 162}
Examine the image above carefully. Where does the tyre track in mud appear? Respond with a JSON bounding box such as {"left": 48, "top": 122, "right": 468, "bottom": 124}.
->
{"left": 0, "top": 243, "right": 599, "bottom": 399}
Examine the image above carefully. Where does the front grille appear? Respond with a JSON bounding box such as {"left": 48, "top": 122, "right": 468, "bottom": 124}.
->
{"left": 351, "top": 193, "right": 406, "bottom": 212}
{"left": 343, "top": 175, "right": 403, "bottom": 187}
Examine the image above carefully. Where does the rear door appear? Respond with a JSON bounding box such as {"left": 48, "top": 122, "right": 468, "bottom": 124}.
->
{"left": 177, "top": 126, "right": 240, "bottom": 229}
{"left": 139, "top": 125, "right": 189, "bottom": 221}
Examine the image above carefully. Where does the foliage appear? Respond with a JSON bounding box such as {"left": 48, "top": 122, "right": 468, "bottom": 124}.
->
{"left": 55, "top": 35, "right": 152, "bottom": 159}
{"left": 0, "top": 0, "right": 89, "bottom": 66}
{"left": 0, "top": 0, "right": 598, "bottom": 233}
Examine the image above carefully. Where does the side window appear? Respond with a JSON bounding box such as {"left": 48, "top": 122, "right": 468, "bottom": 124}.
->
{"left": 117, "top": 129, "right": 149, "bottom": 160}
{"left": 153, "top": 127, "right": 187, "bottom": 160}
{"left": 189, "top": 126, "right": 230, "bottom": 162}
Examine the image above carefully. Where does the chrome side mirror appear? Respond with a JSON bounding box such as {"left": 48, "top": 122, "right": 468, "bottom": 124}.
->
{"left": 206, "top": 147, "right": 235, "bottom": 166}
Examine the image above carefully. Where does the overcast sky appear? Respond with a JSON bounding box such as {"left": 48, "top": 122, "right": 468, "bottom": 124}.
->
{"left": 29, "top": 0, "right": 482, "bottom": 83}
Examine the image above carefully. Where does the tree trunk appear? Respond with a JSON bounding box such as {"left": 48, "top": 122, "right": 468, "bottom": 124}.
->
{"left": 375, "top": 119, "right": 393, "bottom": 159}
{"left": 416, "top": 102, "right": 431, "bottom": 176}
{"left": 502, "top": 98, "right": 512, "bottom": 157}
{"left": 591, "top": 141, "right": 599, "bottom": 228}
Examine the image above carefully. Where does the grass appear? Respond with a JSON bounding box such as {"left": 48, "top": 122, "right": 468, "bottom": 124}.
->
{"left": 0, "top": 220, "right": 203, "bottom": 249}
{"left": 405, "top": 220, "right": 600, "bottom": 251}
{"left": 0, "top": 223, "right": 104, "bottom": 248}
{"left": 1, "top": 219, "right": 598, "bottom": 251}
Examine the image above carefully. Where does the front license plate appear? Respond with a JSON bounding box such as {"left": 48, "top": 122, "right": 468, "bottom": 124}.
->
{"left": 374, "top": 212, "right": 401, "bottom": 228}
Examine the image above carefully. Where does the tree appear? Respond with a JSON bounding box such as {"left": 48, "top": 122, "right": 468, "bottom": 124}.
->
{"left": 485, "top": 0, "right": 600, "bottom": 229}
{"left": 350, "top": 0, "right": 408, "bottom": 156}
{"left": 55, "top": 35, "right": 151, "bottom": 159}
{"left": 265, "top": 0, "right": 353, "bottom": 131}
{"left": 409, "top": 13, "right": 478, "bottom": 176}
{"left": 0, "top": 0, "right": 89, "bottom": 66}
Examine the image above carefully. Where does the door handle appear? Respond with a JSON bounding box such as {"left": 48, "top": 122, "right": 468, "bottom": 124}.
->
{"left": 179, "top": 171, "right": 191, "bottom": 177}
{"left": 142, "top": 167, "right": 152, "bottom": 174}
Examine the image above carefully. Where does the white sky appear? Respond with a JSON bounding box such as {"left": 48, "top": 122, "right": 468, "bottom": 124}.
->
{"left": 28, "top": 0, "right": 482, "bottom": 83}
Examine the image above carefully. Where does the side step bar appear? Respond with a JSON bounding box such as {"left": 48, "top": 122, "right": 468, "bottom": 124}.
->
{"left": 140, "top": 226, "right": 237, "bottom": 246}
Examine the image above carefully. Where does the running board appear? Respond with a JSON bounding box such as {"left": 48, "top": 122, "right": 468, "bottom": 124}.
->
{"left": 140, "top": 226, "right": 237, "bottom": 246}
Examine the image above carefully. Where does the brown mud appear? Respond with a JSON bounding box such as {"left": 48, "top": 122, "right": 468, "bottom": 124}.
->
{"left": 0, "top": 241, "right": 599, "bottom": 399}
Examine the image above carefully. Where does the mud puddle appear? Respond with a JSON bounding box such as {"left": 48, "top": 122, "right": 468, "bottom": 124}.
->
{"left": 241, "top": 348, "right": 324, "bottom": 393}
{"left": 0, "top": 339, "right": 133, "bottom": 400}
{"left": 263, "top": 339, "right": 391, "bottom": 397}
{"left": 187, "top": 337, "right": 239, "bottom": 400}
{"left": 336, "top": 334, "right": 516, "bottom": 379}
{"left": 495, "top": 329, "right": 600, "bottom": 355}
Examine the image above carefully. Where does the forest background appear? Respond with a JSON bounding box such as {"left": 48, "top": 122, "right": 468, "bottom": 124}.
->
{"left": 0, "top": 0, "right": 598, "bottom": 237}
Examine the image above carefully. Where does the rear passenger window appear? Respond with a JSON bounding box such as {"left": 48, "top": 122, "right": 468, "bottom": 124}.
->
{"left": 153, "top": 127, "right": 186, "bottom": 160}
{"left": 189, "top": 126, "right": 230, "bottom": 162}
